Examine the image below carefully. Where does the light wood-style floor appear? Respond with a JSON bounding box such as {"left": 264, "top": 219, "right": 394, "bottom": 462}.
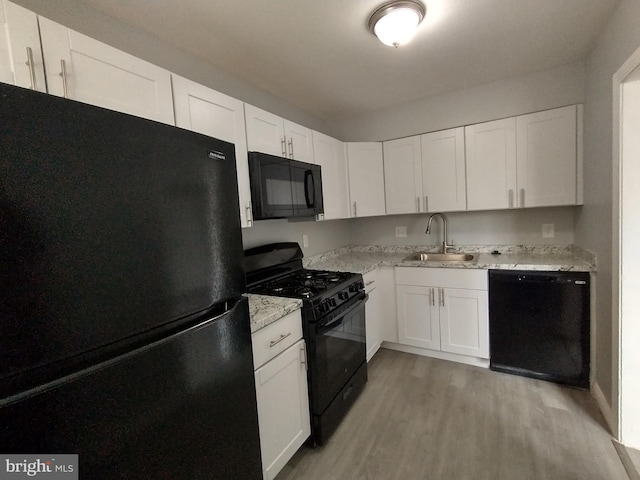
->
{"left": 276, "top": 348, "right": 629, "bottom": 480}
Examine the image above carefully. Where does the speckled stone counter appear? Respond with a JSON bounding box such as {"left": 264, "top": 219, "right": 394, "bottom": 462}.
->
{"left": 304, "top": 245, "right": 596, "bottom": 274}
{"left": 246, "top": 293, "right": 302, "bottom": 333}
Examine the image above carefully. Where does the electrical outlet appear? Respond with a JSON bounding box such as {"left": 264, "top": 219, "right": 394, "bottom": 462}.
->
{"left": 302, "top": 234, "right": 309, "bottom": 248}
{"left": 395, "top": 226, "right": 407, "bottom": 238}
{"left": 542, "top": 224, "right": 555, "bottom": 238}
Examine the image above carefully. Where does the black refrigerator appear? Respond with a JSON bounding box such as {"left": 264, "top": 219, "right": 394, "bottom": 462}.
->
{"left": 0, "top": 84, "right": 263, "bottom": 479}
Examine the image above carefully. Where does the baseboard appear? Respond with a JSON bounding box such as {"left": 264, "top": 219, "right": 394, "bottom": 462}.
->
{"left": 380, "top": 342, "right": 490, "bottom": 368}
{"left": 591, "top": 379, "right": 616, "bottom": 435}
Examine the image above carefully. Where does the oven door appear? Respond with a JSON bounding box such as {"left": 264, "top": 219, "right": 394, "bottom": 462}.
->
{"left": 308, "top": 293, "right": 367, "bottom": 415}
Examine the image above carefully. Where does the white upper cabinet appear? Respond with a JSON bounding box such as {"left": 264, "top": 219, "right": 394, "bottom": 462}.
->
{"left": 346, "top": 142, "right": 386, "bottom": 218}
{"left": 421, "top": 127, "right": 467, "bottom": 212}
{"left": 284, "top": 119, "right": 314, "bottom": 164}
{"left": 244, "top": 104, "right": 286, "bottom": 157}
{"left": 465, "top": 117, "right": 517, "bottom": 211}
{"left": 383, "top": 136, "right": 423, "bottom": 214}
{"left": 516, "top": 105, "right": 577, "bottom": 207}
{"left": 466, "top": 106, "right": 579, "bottom": 210}
{"left": 245, "top": 104, "right": 314, "bottom": 163}
{"left": 38, "top": 17, "right": 175, "bottom": 124}
{"left": 312, "top": 131, "right": 349, "bottom": 220}
{"left": 172, "top": 75, "right": 252, "bottom": 228}
{"left": 0, "top": 1, "right": 46, "bottom": 91}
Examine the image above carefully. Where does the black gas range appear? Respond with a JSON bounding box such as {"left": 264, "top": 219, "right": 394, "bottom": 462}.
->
{"left": 245, "top": 243, "right": 368, "bottom": 446}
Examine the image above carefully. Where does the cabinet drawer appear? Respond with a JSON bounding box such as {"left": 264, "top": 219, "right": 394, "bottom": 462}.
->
{"left": 363, "top": 269, "right": 377, "bottom": 293}
{"left": 252, "top": 310, "right": 303, "bottom": 369}
{"left": 395, "top": 267, "right": 487, "bottom": 290}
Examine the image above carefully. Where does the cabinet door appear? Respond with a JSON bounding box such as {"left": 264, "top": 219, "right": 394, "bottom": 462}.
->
{"left": 0, "top": 1, "right": 46, "bottom": 91}
{"left": 172, "top": 75, "right": 252, "bottom": 228}
{"left": 254, "top": 339, "right": 310, "bottom": 480}
{"left": 285, "top": 119, "right": 314, "bottom": 163}
{"left": 439, "top": 288, "right": 489, "bottom": 358}
{"left": 38, "top": 18, "right": 174, "bottom": 124}
{"left": 378, "top": 266, "right": 398, "bottom": 343}
{"left": 312, "top": 131, "right": 349, "bottom": 220}
{"left": 516, "top": 105, "right": 577, "bottom": 207}
{"left": 346, "top": 142, "right": 386, "bottom": 218}
{"left": 421, "top": 127, "right": 466, "bottom": 212}
{"left": 383, "top": 136, "right": 423, "bottom": 214}
{"left": 396, "top": 285, "right": 440, "bottom": 350}
{"left": 245, "top": 103, "right": 286, "bottom": 157}
{"left": 465, "top": 118, "right": 517, "bottom": 210}
{"left": 364, "top": 270, "right": 382, "bottom": 361}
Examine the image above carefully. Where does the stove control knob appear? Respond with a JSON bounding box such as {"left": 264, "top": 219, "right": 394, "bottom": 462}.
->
{"left": 338, "top": 291, "right": 349, "bottom": 300}
{"left": 329, "top": 298, "right": 337, "bottom": 307}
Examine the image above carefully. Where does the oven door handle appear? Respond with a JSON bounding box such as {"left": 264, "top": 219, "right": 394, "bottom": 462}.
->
{"left": 317, "top": 316, "right": 344, "bottom": 335}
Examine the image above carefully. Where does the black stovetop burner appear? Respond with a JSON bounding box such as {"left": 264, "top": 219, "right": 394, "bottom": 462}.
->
{"left": 249, "top": 268, "right": 354, "bottom": 299}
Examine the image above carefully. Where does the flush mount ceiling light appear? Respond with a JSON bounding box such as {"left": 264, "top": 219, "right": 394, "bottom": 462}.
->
{"left": 368, "top": 0, "right": 426, "bottom": 48}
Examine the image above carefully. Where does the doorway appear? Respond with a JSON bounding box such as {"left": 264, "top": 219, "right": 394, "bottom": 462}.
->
{"left": 613, "top": 45, "right": 640, "bottom": 450}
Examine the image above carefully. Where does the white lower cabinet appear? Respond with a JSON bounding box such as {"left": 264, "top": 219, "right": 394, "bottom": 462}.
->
{"left": 363, "top": 269, "right": 382, "bottom": 361}
{"left": 252, "top": 311, "right": 310, "bottom": 480}
{"left": 395, "top": 268, "right": 489, "bottom": 360}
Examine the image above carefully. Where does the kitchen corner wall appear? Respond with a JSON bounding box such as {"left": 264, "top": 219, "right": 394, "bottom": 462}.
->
{"left": 330, "top": 61, "right": 585, "bottom": 142}
{"left": 350, "top": 208, "right": 576, "bottom": 247}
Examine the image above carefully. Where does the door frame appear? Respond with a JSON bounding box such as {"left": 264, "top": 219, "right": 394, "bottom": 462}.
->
{"left": 612, "top": 43, "right": 640, "bottom": 449}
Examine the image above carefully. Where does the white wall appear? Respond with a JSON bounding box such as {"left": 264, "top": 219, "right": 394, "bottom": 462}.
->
{"left": 12, "top": 0, "right": 331, "bottom": 135}
{"left": 242, "top": 219, "right": 351, "bottom": 257}
{"left": 577, "top": 0, "right": 640, "bottom": 421}
{"left": 350, "top": 208, "right": 576, "bottom": 247}
{"left": 331, "top": 62, "right": 585, "bottom": 141}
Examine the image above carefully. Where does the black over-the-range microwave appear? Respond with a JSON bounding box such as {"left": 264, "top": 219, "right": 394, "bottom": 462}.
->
{"left": 248, "top": 151, "right": 324, "bottom": 220}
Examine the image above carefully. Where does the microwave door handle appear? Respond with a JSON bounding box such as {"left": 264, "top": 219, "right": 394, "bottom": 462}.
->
{"left": 304, "top": 170, "right": 315, "bottom": 208}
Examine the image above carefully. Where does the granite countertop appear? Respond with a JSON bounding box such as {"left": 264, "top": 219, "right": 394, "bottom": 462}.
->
{"left": 304, "top": 245, "right": 596, "bottom": 274}
{"left": 246, "top": 293, "right": 302, "bottom": 334}
{"left": 247, "top": 244, "right": 595, "bottom": 334}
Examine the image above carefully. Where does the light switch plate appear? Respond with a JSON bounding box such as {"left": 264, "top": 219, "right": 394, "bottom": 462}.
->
{"left": 542, "top": 224, "right": 555, "bottom": 238}
{"left": 395, "top": 226, "right": 407, "bottom": 238}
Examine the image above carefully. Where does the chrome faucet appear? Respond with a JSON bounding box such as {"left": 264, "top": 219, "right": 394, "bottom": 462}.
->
{"left": 425, "top": 213, "right": 454, "bottom": 253}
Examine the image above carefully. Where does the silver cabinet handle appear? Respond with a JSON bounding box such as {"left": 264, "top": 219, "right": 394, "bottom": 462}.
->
{"left": 520, "top": 188, "right": 525, "bottom": 208}
{"left": 416, "top": 196, "right": 420, "bottom": 212}
{"left": 353, "top": 201, "right": 357, "bottom": 217}
{"left": 269, "top": 332, "right": 291, "bottom": 347}
{"left": 425, "top": 196, "right": 429, "bottom": 212}
{"left": 300, "top": 343, "right": 308, "bottom": 371}
{"left": 281, "top": 137, "right": 287, "bottom": 157}
{"left": 430, "top": 287, "right": 434, "bottom": 306}
{"left": 439, "top": 288, "right": 445, "bottom": 307}
{"left": 288, "top": 138, "right": 294, "bottom": 159}
{"left": 508, "top": 189, "right": 514, "bottom": 208}
{"left": 59, "top": 59, "right": 69, "bottom": 99}
{"left": 25, "top": 47, "right": 37, "bottom": 91}
{"left": 245, "top": 204, "right": 253, "bottom": 226}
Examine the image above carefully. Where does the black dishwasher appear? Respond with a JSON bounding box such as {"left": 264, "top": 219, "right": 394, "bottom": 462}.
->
{"left": 489, "top": 270, "right": 590, "bottom": 388}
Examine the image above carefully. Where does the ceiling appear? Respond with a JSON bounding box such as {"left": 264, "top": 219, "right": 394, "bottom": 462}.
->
{"left": 82, "top": 0, "right": 621, "bottom": 122}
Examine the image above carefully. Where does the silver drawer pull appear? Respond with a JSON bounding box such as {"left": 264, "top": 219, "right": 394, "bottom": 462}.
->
{"left": 26, "top": 47, "right": 37, "bottom": 90}
{"left": 269, "top": 332, "right": 291, "bottom": 347}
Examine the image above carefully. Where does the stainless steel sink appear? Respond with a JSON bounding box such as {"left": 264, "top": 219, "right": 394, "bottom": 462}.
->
{"left": 403, "top": 252, "right": 476, "bottom": 262}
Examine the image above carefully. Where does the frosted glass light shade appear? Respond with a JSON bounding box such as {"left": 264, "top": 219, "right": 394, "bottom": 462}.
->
{"left": 368, "top": 1, "right": 426, "bottom": 48}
